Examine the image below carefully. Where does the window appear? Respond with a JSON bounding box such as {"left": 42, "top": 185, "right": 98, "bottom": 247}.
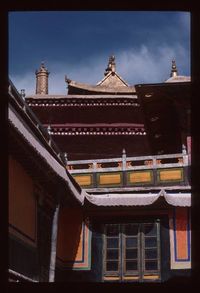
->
{"left": 103, "top": 221, "right": 160, "bottom": 281}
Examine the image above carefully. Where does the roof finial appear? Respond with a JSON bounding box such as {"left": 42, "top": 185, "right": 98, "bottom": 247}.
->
{"left": 104, "top": 55, "right": 116, "bottom": 76}
{"left": 170, "top": 59, "right": 178, "bottom": 77}
{"left": 20, "top": 89, "right": 26, "bottom": 99}
{"left": 65, "top": 75, "right": 71, "bottom": 84}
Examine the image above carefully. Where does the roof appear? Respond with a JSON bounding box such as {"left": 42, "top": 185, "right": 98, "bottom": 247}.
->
{"left": 85, "top": 190, "right": 191, "bottom": 207}
{"left": 67, "top": 80, "right": 136, "bottom": 94}
{"left": 26, "top": 94, "right": 138, "bottom": 100}
{"left": 97, "top": 71, "right": 129, "bottom": 87}
{"left": 165, "top": 76, "right": 191, "bottom": 83}
{"left": 135, "top": 81, "right": 191, "bottom": 155}
{"left": 44, "top": 123, "right": 145, "bottom": 128}
{"left": 65, "top": 56, "right": 135, "bottom": 95}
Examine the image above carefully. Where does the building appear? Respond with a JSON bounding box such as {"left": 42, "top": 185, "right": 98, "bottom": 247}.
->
{"left": 8, "top": 80, "right": 84, "bottom": 282}
{"left": 9, "top": 56, "right": 191, "bottom": 283}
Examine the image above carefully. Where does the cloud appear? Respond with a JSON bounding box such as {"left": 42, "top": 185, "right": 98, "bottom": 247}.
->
{"left": 10, "top": 43, "right": 190, "bottom": 96}
{"left": 118, "top": 44, "right": 190, "bottom": 84}
{"left": 10, "top": 72, "right": 36, "bottom": 96}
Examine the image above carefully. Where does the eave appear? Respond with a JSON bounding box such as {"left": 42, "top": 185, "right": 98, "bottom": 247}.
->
{"left": 67, "top": 80, "right": 136, "bottom": 95}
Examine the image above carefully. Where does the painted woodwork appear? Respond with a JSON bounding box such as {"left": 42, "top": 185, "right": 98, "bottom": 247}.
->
{"left": 102, "top": 222, "right": 161, "bottom": 282}
{"left": 127, "top": 170, "right": 153, "bottom": 185}
{"left": 9, "top": 156, "right": 37, "bottom": 246}
{"left": 57, "top": 207, "right": 91, "bottom": 270}
{"left": 98, "top": 173, "right": 122, "bottom": 185}
{"left": 157, "top": 168, "right": 183, "bottom": 182}
{"left": 73, "top": 174, "right": 93, "bottom": 187}
{"left": 169, "top": 208, "right": 191, "bottom": 269}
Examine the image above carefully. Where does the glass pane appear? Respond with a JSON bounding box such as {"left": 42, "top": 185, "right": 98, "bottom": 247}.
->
{"left": 107, "top": 249, "right": 119, "bottom": 260}
{"left": 145, "top": 249, "right": 157, "bottom": 259}
{"left": 145, "top": 260, "right": 158, "bottom": 271}
{"left": 145, "top": 237, "right": 157, "bottom": 248}
{"left": 106, "top": 261, "right": 119, "bottom": 272}
{"left": 126, "top": 249, "right": 138, "bottom": 259}
{"left": 126, "top": 237, "right": 138, "bottom": 247}
{"left": 124, "top": 224, "right": 139, "bottom": 236}
{"left": 107, "top": 238, "right": 119, "bottom": 248}
{"left": 106, "top": 224, "right": 119, "bottom": 236}
{"left": 126, "top": 261, "right": 138, "bottom": 271}
{"left": 144, "top": 223, "right": 157, "bottom": 236}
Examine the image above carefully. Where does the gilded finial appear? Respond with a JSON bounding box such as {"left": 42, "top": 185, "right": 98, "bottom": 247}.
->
{"left": 170, "top": 59, "right": 178, "bottom": 77}
{"left": 104, "top": 55, "right": 116, "bottom": 76}
{"left": 65, "top": 75, "right": 71, "bottom": 84}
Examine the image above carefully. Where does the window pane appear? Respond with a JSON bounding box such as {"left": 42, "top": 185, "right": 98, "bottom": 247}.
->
{"left": 106, "top": 261, "right": 119, "bottom": 272}
{"left": 145, "top": 249, "right": 157, "bottom": 259}
{"left": 126, "top": 237, "right": 138, "bottom": 247}
{"left": 144, "top": 223, "right": 157, "bottom": 236}
{"left": 145, "top": 237, "right": 157, "bottom": 248}
{"left": 124, "top": 224, "right": 139, "bottom": 236}
{"left": 126, "top": 261, "right": 138, "bottom": 271}
{"left": 145, "top": 260, "right": 158, "bottom": 271}
{"left": 126, "top": 249, "right": 138, "bottom": 259}
{"left": 107, "top": 238, "right": 119, "bottom": 248}
{"left": 107, "top": 249, "right": 119, "bottom": 260}
{"left": 106, "top": 225, "right": 119, "bottom": 236}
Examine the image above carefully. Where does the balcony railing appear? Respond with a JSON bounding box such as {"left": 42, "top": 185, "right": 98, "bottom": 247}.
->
{"left": 67, "top": 149, "right": 190, "bottom": 189}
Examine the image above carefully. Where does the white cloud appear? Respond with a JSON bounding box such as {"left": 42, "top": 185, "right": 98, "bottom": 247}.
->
{"left": 10, "top": 72, "right": 36, "bottom": 96}
{"left": 10, "top": 44, "right": 190, "bottom": 96}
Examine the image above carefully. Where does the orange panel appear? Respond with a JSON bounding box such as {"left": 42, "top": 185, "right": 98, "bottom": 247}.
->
{"left": 57, "top": 206, "right": 83, "bottom": 262}
{"left": 9, "top": 156, "right": 36, "bottom": 242}
{"left": 176, "top": 208, "right": 188, "bottom": 259}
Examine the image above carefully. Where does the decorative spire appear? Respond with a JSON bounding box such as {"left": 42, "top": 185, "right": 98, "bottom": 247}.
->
{"left": 20, "top": 89, "right": 25, "bottom": 99}
{"left": 104, "top": 55, "right": 116, "bottom": 76}
{"left": 170, "top": 59, "right": 178, "bottom": 77}
{"left": 65, "top": 75, "right": 71, "bottom": 84}
{"left": 35, "top": 62, "right": 49, "bottom": 95}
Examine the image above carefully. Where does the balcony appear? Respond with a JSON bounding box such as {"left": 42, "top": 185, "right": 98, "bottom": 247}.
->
{"left": 67, "top": 149, "right": 190, "bottom": 190}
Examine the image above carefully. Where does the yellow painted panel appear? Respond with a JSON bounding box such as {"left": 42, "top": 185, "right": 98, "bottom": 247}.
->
{"left": 123, "top": 276, "right": 139, "bottom": 280}
{"left": 129, "top": 171, "right": 151, "bottom": 183}
{"left": 99, "top": 173, "right": 121, "bottom": 185}
{"left": 73, "top": 175, "right": 92, "bottom": 186}
{"left": 143, "top": 275, "right": 160, "bottom": 280}
{"left": 159, "top": 169, "right": 182, "bottom": 181}
{"left": 104, "top": 276, "right": 120, "bottom": 281}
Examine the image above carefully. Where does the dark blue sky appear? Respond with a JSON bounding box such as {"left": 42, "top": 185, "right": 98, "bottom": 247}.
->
{"left": 9, "top": 11, "right": 190, "bottom": 95}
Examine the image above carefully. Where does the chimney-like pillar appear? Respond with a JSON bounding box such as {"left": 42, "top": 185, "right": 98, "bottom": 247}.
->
{"left": 35, "top": 62, "right": 49, "bottom": 95}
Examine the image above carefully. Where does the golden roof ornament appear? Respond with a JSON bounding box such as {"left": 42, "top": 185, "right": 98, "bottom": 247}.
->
{"left": 65, "top": 75, "right": 72, "bottom": 84}
{"left": 170, "top": 59, "right": 178, "bottom": 77}
{"left": 104, "top": 55, "right": 116, "bottom": 76}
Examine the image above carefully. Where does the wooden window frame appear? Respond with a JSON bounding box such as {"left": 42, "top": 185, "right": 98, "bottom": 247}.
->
{"left": 103, "top": 220, "right": 161, "bottom": 282}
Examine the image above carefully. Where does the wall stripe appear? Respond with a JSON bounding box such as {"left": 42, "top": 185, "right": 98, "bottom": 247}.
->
{"left": 169, "top": 207, "right": 191, "bottom": 269}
